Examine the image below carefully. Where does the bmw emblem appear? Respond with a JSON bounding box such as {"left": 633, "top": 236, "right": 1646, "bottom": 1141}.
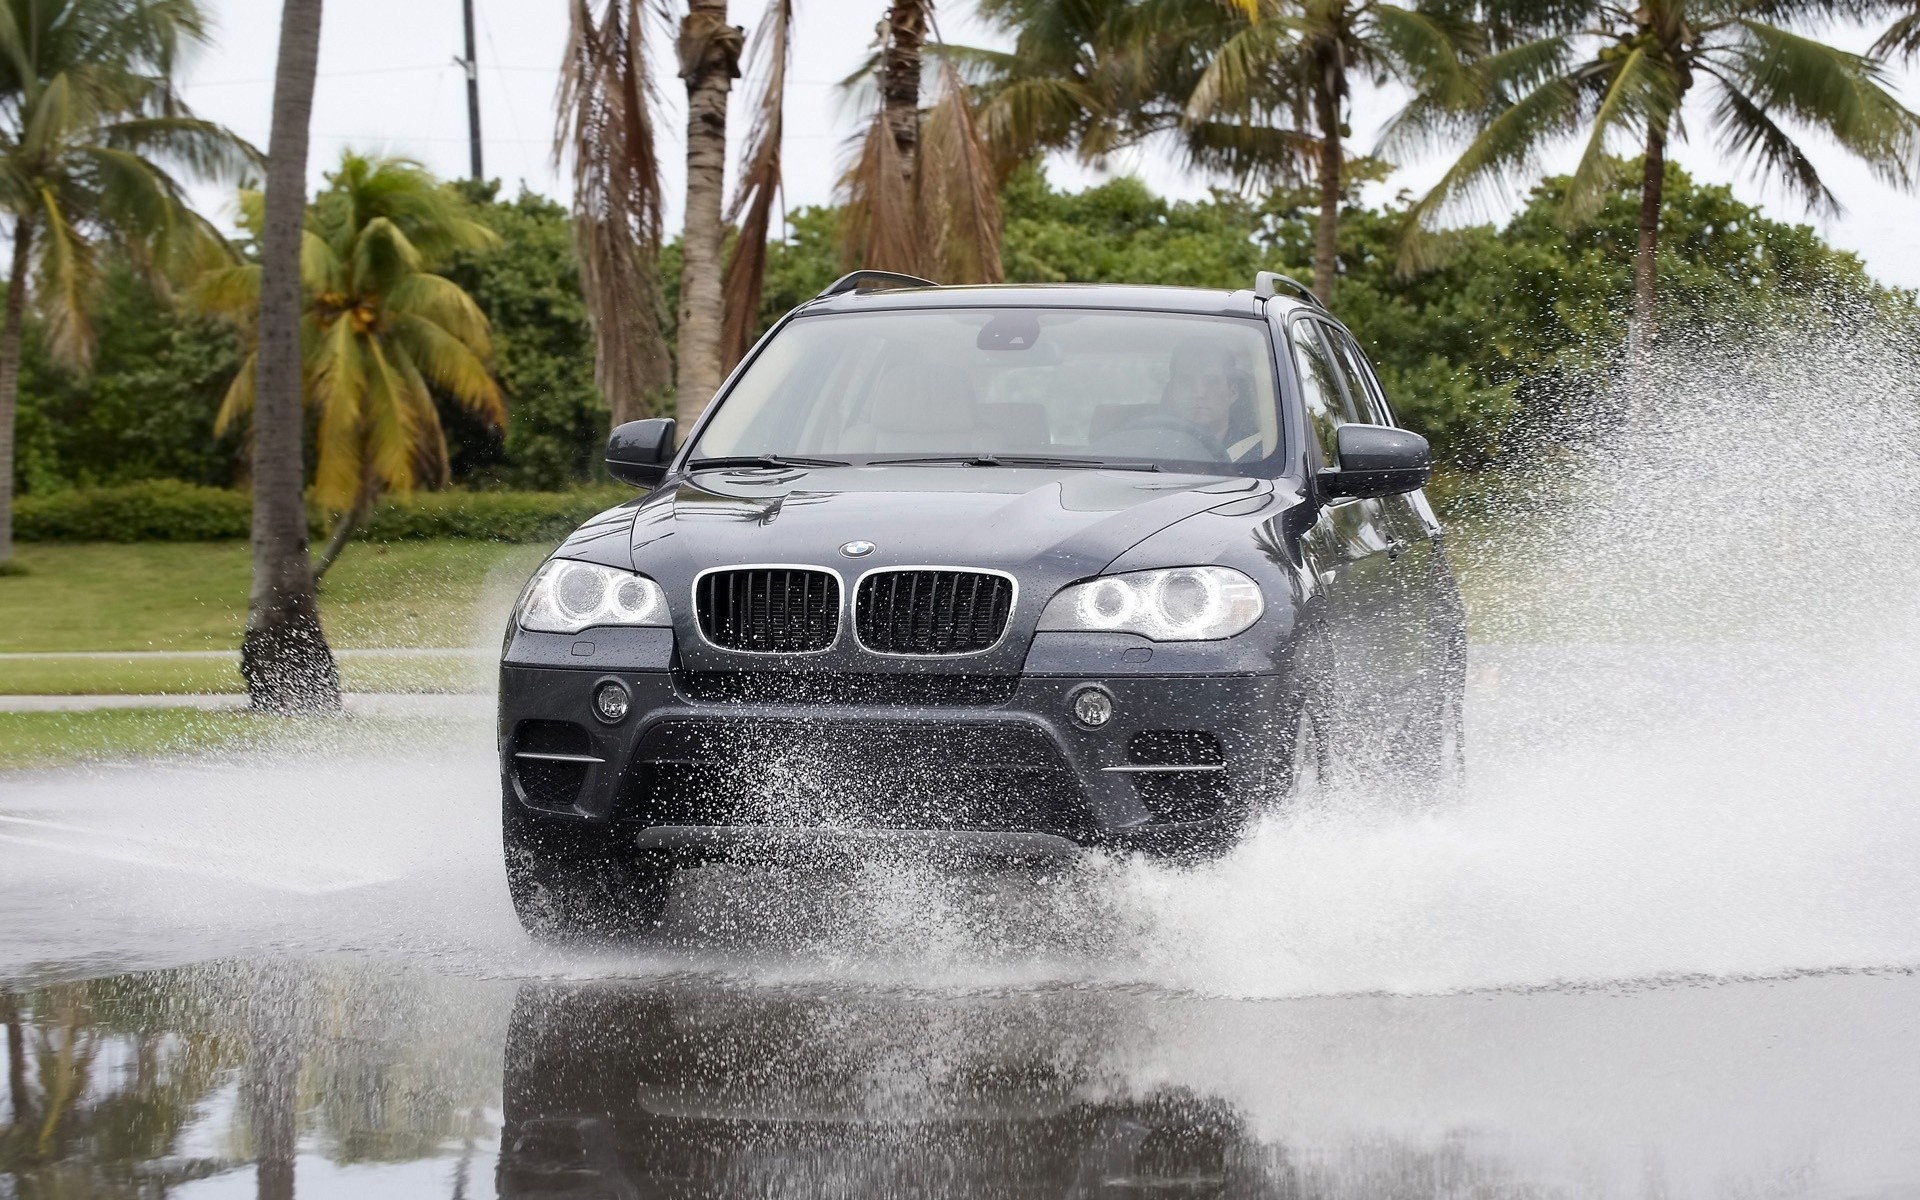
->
{"left": 840, "top": 540, "right": 876, "bottom": 558}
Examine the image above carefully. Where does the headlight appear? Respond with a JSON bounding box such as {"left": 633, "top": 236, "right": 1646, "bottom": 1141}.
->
{"left": 517, "top": 559, "right": 670, "bottom": 633}
{"left": 1036, "top": 567, "right": 1263, "bottom": 641}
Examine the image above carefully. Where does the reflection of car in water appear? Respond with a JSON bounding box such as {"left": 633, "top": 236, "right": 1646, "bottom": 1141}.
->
{"left": 497, "top": 981, "right": 1264, "bottom": 1198}
{"left": 498, "top": 269, "right": 1467, "bottom": 935}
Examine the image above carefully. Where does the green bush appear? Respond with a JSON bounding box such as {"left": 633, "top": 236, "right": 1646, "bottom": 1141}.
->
{"left": 14, "top": 480, "right": 634, "bottom": 544}
{"left": 16, "top": 479, "right": 252, "bottom": 541}
{"left": 355, "top": 488, "right": 632, "bottom": 542}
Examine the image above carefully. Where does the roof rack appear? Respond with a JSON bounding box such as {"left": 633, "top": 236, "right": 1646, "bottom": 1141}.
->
{"left": 1252, "top": 270, "right": 1325, "bottom": 309}
{"left": 818, "top": 269, "right": 939, "bottom": 298}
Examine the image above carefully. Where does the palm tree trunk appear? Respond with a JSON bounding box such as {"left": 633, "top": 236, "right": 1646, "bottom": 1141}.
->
{"left": 2, "top": 992, "right": 32, "bottom": 1132}
{"left": 0, "top": 218, "right": 33, "bottom": 572}
{"left": 245, "top": 0, "right": 339, "bottom": 715}
{"left": 247, "top": 965, "right": 299, "bottom": 1200}
{"left": 1633, "top": 119, "right": 1667, "bottom": 350}
{"left": 674, "top": 0, "right": 742, "bottom": 429}
{"left": 310, "top": 474, "right": 376, "bottom": 580}
{"left": 880, "top": 0, "right": 930, "bottom": 193}
{"left": 1311, "top": 63, "right": 1342, "bottom": 304}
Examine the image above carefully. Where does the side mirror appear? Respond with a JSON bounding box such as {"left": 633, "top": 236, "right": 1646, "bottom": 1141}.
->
{"left": 606, "top": 418, "right": 676, "bottom": 488}
{"left": 1322, "top": 423, "right": 1430, "bottom": 499}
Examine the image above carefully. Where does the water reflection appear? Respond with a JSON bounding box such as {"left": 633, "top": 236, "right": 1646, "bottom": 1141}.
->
{"left": 5, "top": 959, "right": 1920, "bottom": 1198}
{"left": 501, "top": 979, "right": 1261, "bottom": 1198}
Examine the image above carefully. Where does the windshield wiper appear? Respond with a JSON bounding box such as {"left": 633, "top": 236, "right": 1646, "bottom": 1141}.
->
{"left": 685, "top": 453, "right": 851, "bottom": 471}
{"left": 868, "top": 453, "right": 1161, "bottom": 472}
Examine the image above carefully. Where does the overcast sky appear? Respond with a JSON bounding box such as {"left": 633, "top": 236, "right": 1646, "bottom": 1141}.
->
{"left": 176, "top": 0, "right": 1920, "bottom": 288}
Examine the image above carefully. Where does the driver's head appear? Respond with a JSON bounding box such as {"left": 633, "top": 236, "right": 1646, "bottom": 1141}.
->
{"left": 1163, "top": 340, "right": 1240, "bottom": 437}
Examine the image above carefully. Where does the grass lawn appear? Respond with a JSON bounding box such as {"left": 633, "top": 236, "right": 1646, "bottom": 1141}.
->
{"left": 0, "top": 540, "right": 550, "bottom": 653}
{"left": 0, "top": 708, "right": 293, "bottom": 769}
{"left": 0, "top": 707, "right": 476, "bottom": 770}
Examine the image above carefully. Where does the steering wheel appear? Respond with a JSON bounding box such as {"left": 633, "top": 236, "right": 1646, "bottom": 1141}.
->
{"left": 1094, "top": 411, "right": 1228, "bottom": 461}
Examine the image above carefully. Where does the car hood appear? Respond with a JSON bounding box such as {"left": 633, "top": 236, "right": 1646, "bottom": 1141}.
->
{"left": 631, "top": 464, "right": 1262, "bottom": 568}
{"left": 553, "top": 464, "right": 1272, "bottom": 674}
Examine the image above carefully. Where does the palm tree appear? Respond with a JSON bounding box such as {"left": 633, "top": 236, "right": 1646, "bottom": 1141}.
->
{"left": 1182, "top": 0, "right": 1480, "bottom": 301}
{"left": 676, "top": 0, "right": 743, "bottom": 426}
{"left": 1403, "top": 0, "right": 1920, "bottom": 340}
{"left": 195, "top": 154, "right": 506, "bottom": 578}
{"left": 966, "top": 0, "right": 1186, "bottom": 170}
{"left": 556, "top": 0, "right": 673, "bottom": 428}
{"left": 247, "top": 0, "right": 335, "bottom": 714}
{"left": 0, "top": 0, "right": 253, "bottom": 571}
{"left": 842, "top": 8, "right": 1004, "bottom": 282}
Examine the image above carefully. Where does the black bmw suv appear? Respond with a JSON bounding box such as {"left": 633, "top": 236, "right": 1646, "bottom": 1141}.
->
{"left": 499, "top": 270, "right": 1465, "bottom": 936}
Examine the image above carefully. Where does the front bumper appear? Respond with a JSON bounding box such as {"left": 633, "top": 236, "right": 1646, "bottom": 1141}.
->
{"left": 499, "top": 654, "right": 1291, "bottom": 861}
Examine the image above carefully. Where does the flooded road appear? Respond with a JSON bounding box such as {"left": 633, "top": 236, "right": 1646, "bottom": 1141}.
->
{"left": 5, "top": 639, "right": 1920, "bottom": 1198}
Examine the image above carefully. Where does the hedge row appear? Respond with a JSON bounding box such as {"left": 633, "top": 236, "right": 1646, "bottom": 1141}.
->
{"left": 14, "top": 480, "right": 635, "bottom": 543}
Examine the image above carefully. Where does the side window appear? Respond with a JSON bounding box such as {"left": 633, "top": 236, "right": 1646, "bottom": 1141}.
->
{"left": 1287, "top": 318, "right": 1356, "bottom": 466}
{"left": 1324, "top": 325, "right": 1393, "bottom": 426}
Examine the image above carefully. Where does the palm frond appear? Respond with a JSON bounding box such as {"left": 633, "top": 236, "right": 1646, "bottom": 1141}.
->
{"left": 348, "top": 217, "right": 426, "bottom": 297}
{"left": 309, "top": 321, "right": 369, "bottom": 510}
{"left": 1873, "top": 10, "right": 1920, "bottom": 61}
{"left": 389, "top": 311, "right": 507, "bottom": 425}
{"left": 840, "top": 110, "right": 922, "bottom": 275}
{"left": 721, "top": 0, "right": 791, "bottom": 369}
{"left": 556, "top": 0, "right": 673, "bottom": 417}
{"left": 186, "top": 261, "right": 261, "bottom": 325}
{"left": 34, "top": 186, "right": 102, "bottom": 369}
{"left": 1368, "top": 4, "right": 1480, "bottom": 111}
{"left": 362, "top": 336, "right": 426, "bottom": 495}
{"left": 917, "top": 59, "right": 1004, "bottom": 284}
{"left": 1562, "top": 46, "right": 1676, "bottom": 222}
{"left": 386, "top": 273, "right": 493, "bottom": 347}
{"left": 1715, "top": 19, "right": 1920, "bottom": 190}
{"left": 102, "top": 115, "right": 261, "bottom": 180}
{"left": 1184, "top": 19, "right": 1299, "bottom": 122}
{"left": 212, "top": 351, "right": 258, "bottom": 434}
{"left": 1181, "top": 119, "right": 1319, "bottom": 184}
{"left": 1706, "top": 71, "right": 1839, "bottom": 214}
{"left": 389, "top": 341, "right": 451, "bottom": 491}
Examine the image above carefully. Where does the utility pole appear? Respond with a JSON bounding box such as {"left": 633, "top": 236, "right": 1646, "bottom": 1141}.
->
{"left": 457, "top": 0, "right": 483, "bottom": 180}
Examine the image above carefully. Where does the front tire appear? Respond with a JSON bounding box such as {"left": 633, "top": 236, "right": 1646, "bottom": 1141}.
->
{"left": 503, "top": 793, "right": 673, "bottom": 940}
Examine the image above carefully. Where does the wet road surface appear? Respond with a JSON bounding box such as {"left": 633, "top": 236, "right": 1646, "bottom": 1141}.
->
{"left": 4, "top": 644, "right": 1919, "bottom": 1197}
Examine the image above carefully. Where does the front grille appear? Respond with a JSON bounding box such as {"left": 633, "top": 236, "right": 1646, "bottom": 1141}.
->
{"left": 854, "top": 570, "right": 1013, "bottom": 655}
{"left": 696, "top": 568, "right": 840, "bottom": 653}
{"left": 676, "top": 671, "right": 1017, "bottom": 707}
{"left": 615, "top": 719, "right": 1086, "bottom": 835}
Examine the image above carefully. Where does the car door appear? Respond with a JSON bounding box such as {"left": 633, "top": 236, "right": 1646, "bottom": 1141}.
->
{"left": 1318, "top": 321, "right": 1440, "bottom": 732}
{"left": 1285, "top": 316, "right": 1403, "bottom": 764}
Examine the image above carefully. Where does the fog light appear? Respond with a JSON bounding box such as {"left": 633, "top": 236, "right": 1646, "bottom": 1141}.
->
{"left": 1070, "top": 686, "right": 1114, "bottom": 729}
{"left": 592, "top": 680, "right": 631, "bottom": 724}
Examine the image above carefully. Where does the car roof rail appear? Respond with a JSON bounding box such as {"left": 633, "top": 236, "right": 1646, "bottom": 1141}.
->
{"left": 818, "top": 269, "right": 940, "bottom": 299}
{"left": 1252, "top": 270, "right": 1325, "bottom": 309}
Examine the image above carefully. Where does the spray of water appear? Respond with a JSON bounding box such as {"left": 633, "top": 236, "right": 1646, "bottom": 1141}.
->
{"left": 6, "top": 326, "right": 1918, "bottom": 1000}
{"left": 648, "top": 324, "right": 1920, "bottom": 996}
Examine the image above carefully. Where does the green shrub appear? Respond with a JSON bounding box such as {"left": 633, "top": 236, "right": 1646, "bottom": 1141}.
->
{"left": 354, "top": 488, "right": 632, "bottom": 542}
{"left": 14, "top": 480, "right": 634, "bottom": 543}
{"left": 15, "top": 479, "right": 252, "bottom": 541}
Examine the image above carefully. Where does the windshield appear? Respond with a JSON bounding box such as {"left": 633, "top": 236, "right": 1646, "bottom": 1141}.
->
{"left": 691, "top": 308, "right": 1283, "bottom": 472}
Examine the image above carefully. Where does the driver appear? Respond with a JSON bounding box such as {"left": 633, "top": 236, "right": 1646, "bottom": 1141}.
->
{"left": 1163, "top": 340, "right": 1263, "bottom": 461}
